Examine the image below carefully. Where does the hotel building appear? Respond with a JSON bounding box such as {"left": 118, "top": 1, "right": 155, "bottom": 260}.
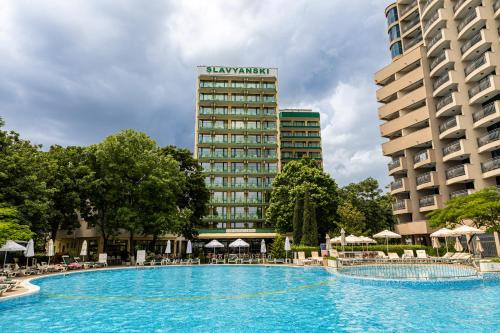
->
{"left": 375, "top": 0, "right": 500, "bottom": 244}
{"left": 279, "top": 109, "right": 323, "bottom": 168}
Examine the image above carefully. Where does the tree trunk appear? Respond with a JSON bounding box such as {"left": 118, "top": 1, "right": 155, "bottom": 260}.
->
{"left": 129, "top": 230, "right": 134, "bottom": 257}
{"left": 151, "top": 234, "right": 158, "bottom": 253}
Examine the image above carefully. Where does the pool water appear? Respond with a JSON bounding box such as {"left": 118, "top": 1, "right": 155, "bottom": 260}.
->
{"left": 339, "top": 264, "right": 478, "bottom": 280}
{"left": 0, "top": 266, "right": 499, "bottom": 332}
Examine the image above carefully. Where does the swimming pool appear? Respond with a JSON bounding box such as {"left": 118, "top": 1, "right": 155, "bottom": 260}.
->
{"left": 339, "top": 264, "right": 479, "bottom": 280}
{"left": 0, "top": 266, "right": 499, "bottom": 332}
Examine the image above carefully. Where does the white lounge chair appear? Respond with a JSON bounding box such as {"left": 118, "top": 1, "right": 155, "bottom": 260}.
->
{"left": 416, "top": 250, "right": 430, "bottom": 262}
{"left": 136, "top": 250, "right": 146, "bottom": 266}
{"left": 388, "top": 252, "right": 400, "bottom": 262}
{"left": 310, "top": 251, "right": 322, "bottom": 265}
{"left": 95, "top": 253, "right": 108, "bottom": 267}
{"left": 403, "top": 250, "right": 416, "bottom": 262}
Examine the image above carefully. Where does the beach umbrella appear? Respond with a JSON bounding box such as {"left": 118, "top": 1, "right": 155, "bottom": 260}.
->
{"left": 186, "top": 240, "right": 192, "bottom": 258}
{"left": 432, "top": 237, "right": 440, "bottom": 257}
{"left": 284, "top": 237, "right": 291, "bottom": 263}
{"left": 340, "top": 228, "right": 346, "bottom": 252}
{"left": 24, "top": 239, "right": 35, "bottom": 268}
{"left": 452, "top": 225, "right": 484, "bottom": 253}
{"left": 165, "top": 240, "right": 171, "bottom": 255}
{"left": 229, "top": 238, "right": 249, "bottom": 256}
{"left": 359, "top": 236, "right": 376, "bottom": 252}
{"left": 345, "top": 235, "right": 362, "bottom": 251}
{"left": 205, "top": 239, "right": 224, "bottom": 256}
{"left": 430, "top": 228, "right": 453, "bottom": 252}
{"left": 325, "top": 234, "right": 331, "bottom": 250}
{"left": 0, "top": 240, "right": 27, "bottom": 269}
{"left": 454, "top": 237, "right": 463, "bottom": 252}
{"left": 373, "top": 230, "right": 401, "bottom": 254}
{"left": 80, "top": 240, "right": 88, "bottom": 262}
{"left": 47, "top": 239, "right": 54, "bottom": 266}
{"left": 475, "top": 237, "right": 484, "bottom": 257}
{"left": 260, "top": 239, "right": 266, "bottom": 254}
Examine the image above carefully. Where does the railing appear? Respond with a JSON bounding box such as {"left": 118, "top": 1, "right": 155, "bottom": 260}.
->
{"left": 413, "top": 150, "right": 428, "bottom": 163}
{"left": 416, "top": 172, "right": 431, "bottom": 185}
{"left": 460, "top": 31, "right": 482, "bottom": 54}
{"left": 423, "top": 10, "right": 439, "bottom": 32}
{"left": 446, "top": 164, "right": 466, "bottom": 179}
{"left": 468, "top": 76, "right": 491, "bottom": 98}
{"left": 450, "top": 189, "right": 470, "bottom": 199}
{"left": 419, "top": 195, "right": 436, "bottom": 207}
{"left": 429, "top": 51, "right": 446, "bottom": 71}
{"left": 388, "top": 159, "right": 401, "bottom": 170}
{"left": 472, "top": 102, "right": 496, "bottom": 122}
{"left": 436, "top": 93, "right": 454, "bottom": 110}
{"left": 481, "top": 157, "right": 500, "bottom": 173}
{"left": 439, "top": 117, "right": 457, "bottom": 133}
{"left": 442, "top": 140, "right": 461, "bottom": 155}
{"left": 478, "top": 128, "right": 500, "bottom": 147}
{"left": 464, "top": 53, "right": 487, "bottom": 76}
{"left": 401, "top": 0, "right": 417, "bottom": 16}
{"left": 393, "top": 200, "right": 407, "bottom": 211}
{"left": 421, "top": 0, "right": 435, "bottom": 14}
{"left": 433, "top": 72, "right": 450, "bottom": 90}
{"left": 405, "top": 34, "right": 423, "bottom": 49}
{"left": 453, "top": 0, "right": 467, "bottom": 12}
{"left": 494, "top": 0, "right": 500, "bottom": 12}
{"left": 391, "top": 179, "right": 403, "bottom": 191}
{"left": 427, "top": 29, "right": 443, "bottom": 50}
{"left": 403, "top": 17, "right": 420, "bottom": 32}
{"left": 457, "top": 9, "right": 477, "bottom": 33}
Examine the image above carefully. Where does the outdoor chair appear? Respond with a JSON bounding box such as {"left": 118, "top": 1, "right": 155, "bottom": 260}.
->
{"left": 310, "top": 251, "right": 322, "bottom": 265}
{"left": 298, "top": 252, "right": 313, "bottom": 265}
{"left": 387, "top": 252, "right": 400, "bottom": 262}
{"left": 416, "top": 250, "right": 430, "bottom": 262}
{"left": 402, "top": 250, "right": 416, "bottom": 262}
{"left": 95, "top": 253, "right": 108, "bottom": 267}
{"left": 227, "top": 254, "right": 238, "bottom": 264}
{"left": 329, "top": 249, "right": 339, "bottom": 258}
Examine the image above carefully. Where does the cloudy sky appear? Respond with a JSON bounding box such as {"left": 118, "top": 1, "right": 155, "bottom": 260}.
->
{"left": 0, "top": 0, "right": 394, "bottom": 187}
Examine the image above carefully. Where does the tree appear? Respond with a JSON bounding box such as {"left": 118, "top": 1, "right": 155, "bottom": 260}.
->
{"left": 428, "top": 187, "right": 500, "bottom": 232}
{"left": 161, "top": 146, "right": 209, "bottom": 239}
{"left": 266, "top": 158, "right": 339, "bottom": 242}
{"left": 270, "top": 234, "right": 286, "bottom": 259}
{"left": 0, "top": 206, "right": 34, "bottom": 245}
{"left": 292, "top": 197, "right": 303, "bottom": 244}
{"left": 336, "top": 201, "right": 366, "bottom": 235}
{"left": 301, "top": 191, "right": 318, "bottom": 246}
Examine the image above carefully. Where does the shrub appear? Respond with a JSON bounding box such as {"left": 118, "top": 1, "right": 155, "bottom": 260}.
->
{"left": 490, "top": 258, "right": 500, "bottom": 263}
{"left": 270, "top": 234, "right": 286, "bottom": 259}
{"left": 331, "top": 244, "right": 444, "bottom": 256}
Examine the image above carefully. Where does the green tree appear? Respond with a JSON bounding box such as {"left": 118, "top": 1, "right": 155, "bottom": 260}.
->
{"left": 161, "top": 146, "right": 209, "bottom": 239}
{"left": 0, "top": 206, "right": 34, "bottom": 245}
{"left": 336, "top": 201, "right": 366, "bottom": 235}
{"left": 301, "top": 191, "right": 318, "bottom": 246}
{"left": 270, "top": 234, "right": 286, "bottom": 259}
{"left": 428, "top": 187, "right": 500, "bottom": 232}
{"left": 292, "top": 197, "right": 303, "bottom": 244}
{"left": 266, "top": 158, "right": 339, "bottom": 242}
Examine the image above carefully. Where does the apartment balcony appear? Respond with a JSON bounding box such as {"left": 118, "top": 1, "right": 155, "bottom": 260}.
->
{"left": 469, "top": 75, "right": 500, "bottom": 105}
{"left": 429, "top": 49, "right": 453, "bottom": 77}
{"left": 461, "top": 29, "right": 490, "bottom": 61}
{"left": 481, "top": 157, "right": 500, "bottom": 178}
{"left": 457, "top": 6, "right": 487, "bottom": 40}
{"left": 442, "top": 139, "right": 469, "bottom": 162}
{"left": 380, "top": 105, "right": 429, "bottom": 138}
{"left": 413, "top": 148, "right": 435, "bottom": 169}
{"left": 464, "top": 52, "right": 495, "bottom": 83}
{"left": 382, "top": 127, "right": 432, "bottom": 155}
{"left": 494, "top": 0, "right": 500, "bottom": 18}
{"left": 426, "top": 28, "right": 452, "bottom": 57}
{"left": 423, "top": 8, "right": 446, "bottom": 39}
{"left": 419, "top": 194, "right": 442, "bottom": 212}
{"left": 404, "top": 33, "right": 423, "bottom": 51}
{"left": 432, "top": 70, "right": 459, "bottom": 97}
{"left": 378, "top": 86, "right": 427, "bottom": 120}
{"left": 401, "top": 16, "right": 421, "bottom": 36}
{"left": 473, "top": 101, "right": 500, "bottom": 128}
{"left": 454, "top": 0, "right": 481, "bottom": 18}
{"left": 416, "top": 171, "right": 439, "bottom": 190}
{"left": 445, "top": 163, "right": 472, "bottom": 185}
{"left": 400, "top": 0, "right": 418, "bottom": 19}
{"left": 421, "top": 0, "right": 443, "bottom": 20}
{"left": 435, "top": 91, "right": 464, "bottom": 118}
{"left": 390, "top": 177, "right": 410, "bottom": 194}
{"left": 478, "top": 128, "right": 500, "bottom": 153}
{"left": 438, "top": 115, "right": 465, "bottom": 140}
{"left": 376, "top": 66, "right": 424, "bottom": 102}
{"left": 388, "top": 156, "right": 407, "bottom": 176}
{"left": 392, "top": 199, "right": 412, "bottom": 215}
{"left": 449, "top": 188, "right": 475, "bottom": 199}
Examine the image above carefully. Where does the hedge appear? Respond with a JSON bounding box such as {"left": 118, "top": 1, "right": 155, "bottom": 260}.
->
{"left": 331, "top": 244, "right": 445, "bottom": 256}
{"left": 291, "top": 245, "right": 319, "bottom": 258}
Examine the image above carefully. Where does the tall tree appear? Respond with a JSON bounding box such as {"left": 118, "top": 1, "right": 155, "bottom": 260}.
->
{"left": 0, "top": 206, "right": 34, "bottom": 245}
{"left": 301, "top": 191, "right": 318, "bottom": 246}
{"left": 336, "top": 201, "right": 366, "bottom": 235}
{"left": 292, "top": 197, "right": 303, "bottom": 244}
{"left": 161, "top": 146, "right": 209, "bottom": 239}
{"left": 266, "top": 157, "right": 339, "bottom": 242}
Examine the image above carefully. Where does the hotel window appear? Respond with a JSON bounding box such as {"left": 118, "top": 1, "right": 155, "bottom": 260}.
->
{"left": 213, "top": 94, "right": 228, "bottom": 101}
{"left": 231, "top": 192, "right": 245, "bottom": 203}
{"left": 213, "top": 81, "right": 228, "bottom": 88}
{"left": 295, "top": 141, "right": 306, "bottom": 147}
{"left": 213, "top": 162, "right": 227, "bottom": 172}
{"left": 200, "top": 94, "right": 213, "bottom": 101}
{"left": 308, "top": 131, "right": 320, "bottom": 137}
{"left": 264, "top": 149, "right": 277, "bottom": 158}
{"left": 388, "top": 25, "right": 400, "bottom": 42}
{"left": 231, "top": 134, "right": 245, "bottom": 143}
{"left": 247, "top": 148, "right": 261, "bottom": 158}
{"left": 262, "top": 82, "right": 275, "bottom": 89}
{"left": 247, "top": 108, "right": 259, "bottom": 115}
{"left": 213, "top": 177, "right": 227, "bottom": 186}
{"left": 212, "top": 192, "right": 227, "bottom": 202}
{"left": 204, "top": 177, "right": 211, "bottom": 186}
{"left": 246, "top": 81, "right": 259, "bottom": 88}
{"left": 247, "top": 177, "right": 261, "bottom": 186}
{"left": 308, "top": 121, "right": 319, "bottom": 126}
{"left": 282, "top": 152, "right": 293, "bottom": 158}
{"left": 308, "top": 142, "right": 320, "bottom": 147}
{"left": 199, "top": 134, "right": 211, "bottom": 143}
{"left": 247, "top": 95, "right": 259, "bottom": 102}
{"left": 311, "top": 152, "right": 321, "bottom": 158}
{"left": 262, "top": 95, "right": 275, "bottom": 102}
{"left": 263, "top": 121, "right": 276, "bottom": 129}
{"left": 390, "top": 42, "right": 403, "bottom": 58}
{"left": 247, "top": 191, "right": 262, "bottom": 201}
{"left": 231, "top": 107, "right": 245, "bottom": 115}
{"left": 247, "top": 162, "right": 260, "bottom": 172}
{"left": 264, "top": 135, "right": 276, "bottom": 143}
{"left": 214, "top": 107, "right": 227, "bottom": 115}
{"left": 199, "top": 107, "right": 213, "bottom": 114}
{"left": 263, "top": 177, "right": 274, "bottom": 185}
{"left": 247, "top": 207, "right": 262, "bottom": 218}
{"left": 232, "top": 120, "right": 245, "bottom": 129}
{"left": 213, "top": 120, "right": 227, "bottom": 129}
{"left": 386, "top": 7, "right": 398, "bottom": 25}
{"left": 231, "top": 207, "right": 245, "bottom": 218}
{"left": 214, "top": 148, "right": 227, "bottom": 157}
{"left": 199, "top": 120, "right": 212, "bottom": 128}
{"left": 232, "top": 148, "right": 245, "bottom": 157}
{"left": 247, "top": 135, "right": 261, "bottom": 143}
{"left": 213, "top": 206, "right": 227, "bottom": 217}
{"left": 200, "top": 81, "right": 213, "bottom": 88}
{"left": 231, "top": 81, "right": 245, "bottom": 88}
{"left": 295, "top": 131, "right": 306, "bottom": 136}
{"left": 213, "top": 134, "right": 227, "bottom": 143}
{"left": 232, "top": 177, "right": 245, "bottom": 187}
{"left": 231, "top": 94, "right": 245, "bottom": 102}
{"left": 263, "top": 108, "right": 276, "bottom": 115}
{"left": 247, "top": 121, "right": 260, "bottom": 130}
{"left": 231, "top": 162, "right": 245, "bottom": 172}
{"left": 200, "top": 162, "right": 211, "bottom": 171}
{"left": 264, "top": 163, "right": 277, "bottom": 172}
{"left": 198, "top": 148, "right": 211, "bottom": 157}
{"left": 281, "top": 131, "right": 292, "bottom": 137}
{"left": 293, "top": 121, "right": 305, "bottom": 127}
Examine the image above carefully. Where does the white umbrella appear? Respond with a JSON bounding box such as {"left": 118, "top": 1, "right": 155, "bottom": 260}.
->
{"left": 260, "top": 239, "right": 266, "bottom": 254}
{"left": 432, "top": 237, "right": 440, "bottom": 257}
{"left": 359, "top": 236, "right": 376, "bottom": 252}
{"left": 229, "top": 238, "right": 249, "bottom": 256}
{"left": 47, "top": 239, "right": 54, "bottom": 266}
{"left": 24, "top": 239, "right": 35, "bottom": 268}
{"left": 325, "top": 234, "right": 331, "bottom": 250}
{"left": 165, "top": 240, "right": 171, "bottom": 255}
{"left": 475, "top": 237, "right": 484, "bottom": 257}
{"left": 373, "top": 230, "right": 401, "bottom": 254}
{"left": 0, "top": 240, "right": 27, "bottom": 269}
{"left": 80, "top": 240, "right": 88, "bottom": 262}
{"left": 285, "top": 237, "right": 291, "bottom": 263}
{"left": 186, "top": 240, "right": 192, "bottom": 258}
{"left": 330, "top": 236, "right": 342, "bottom": 244}
{"left": 430, "top": 228, "right": 453, "bottom": 252}
{"left": 451, "top": 225, "right": 484, "bottom": 236}
{"left": 345, "top": 234, "right": 362, "bottom": 251}
{"left": 205, "top": 239, "right": 224, "bottom": 256}
{"left": 340, "top": 228, "right": 346, "bottom": 252}
{"left": 454, "top": 237, "right": 464, "bottom": 252}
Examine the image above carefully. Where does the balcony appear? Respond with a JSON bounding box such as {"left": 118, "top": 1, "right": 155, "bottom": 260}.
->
{"left": 402, "top": 17, "right": 421, "bottom": 35}
{"left": 457, "top": 6, "right": 487, "bottom": 40}
{"left": 464, "top": 52, "right": 495, "bottom": 83}
{"left": 388, "top": 156, "right": 407, "bottom": 175}
{"left": 439, "top": 115, "right": 465, "bottom": 139}
{"left": 392, "top": 199, "right": 412, "bottom": 215}
{"left": 419, "top": 195, "right": 442, "bottom": 212}
{"left": 468, "top": 75, "right": 500, "bottom": 105}
{"left": 422, "top": 0, "right": 442, "bottom": 20}
{"left": 478, "top": 128, "right": 500, "bottom": 153}
{"left": 426, "top": 28, "right": 451, "bottom": 57}
{"left": 445, "top": 164, "right": 472, "bottom": 185}
{"left": 378, "top": 86, "right": 427, "bottom": 120}
{"left": 495, "top": 0, "right": 500, "bottom": 18}
{"left": 404, "top": 34, "right": 423, "bottom": 50}
{"left": 413, "top": 148, "right": 435, "bottom": 168}
{"left": 442, "top": 139, "right": 468, "bottom": 162}
{"left": 454, "top": 0, "right": 482, "bottom": 18}
{"left": 423, "top": 9, "right": 445, "bottom": 38}
{"left": 416, "top": 171, "right": 439, "bottom": 190}
{"left": 429, "top": 49, "right": 453, "bottom": 77}
{"left": 382, "top": 127, "right": 432, "bottom": 156}
{"left": 400, "top": 0, "right": 418, "bottom": 18}
{"left": 449, "top": 188, "right": 474, "bottom": 199}
{"left": 461, "top": 29, "right": 489, "bottom": 61}
{"left": 432, "top": 71, "right": 458, "bottom": 97}
{"left": 376, "top": 66, "right": 424, "bottom": 102}
{"left": 390, "top": 177, "right": 410, "bottom": 194}
{"left": 380, "top": 105, "right": 430, "bottom": 138}
{"left": 481, "top": 156, "right": 500, "bottom": 178}
{"left": 473, "top": 101, "right": 500, "bottom": 128}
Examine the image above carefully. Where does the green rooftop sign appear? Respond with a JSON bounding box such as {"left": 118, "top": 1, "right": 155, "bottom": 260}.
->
{"left": 199, "top": 66, "right": 277, "bottom": 76}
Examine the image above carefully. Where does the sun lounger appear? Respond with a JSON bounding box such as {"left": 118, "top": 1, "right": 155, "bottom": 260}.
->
{"left": 388, "top": 252, "right": 400, "bottom": 262}
{"left": 227, "top": 254, "right": 238, "bottom": 264}
{"left": 297, "top": 251, "right": 313, "bottom": 265}
{"left": 94, "top": 253, "right": 108, "bottom": 267}
{"left": 402, "top": 250, "right": 416, "bottom": 262}
{"left": 415, "top": 250, "right": 431, "bottom": 262}
{"left": 136, "top": 250, "right": 146, "bottom": 266}
{"left": 310, "top": 251, "right": 322, "bottom": 265}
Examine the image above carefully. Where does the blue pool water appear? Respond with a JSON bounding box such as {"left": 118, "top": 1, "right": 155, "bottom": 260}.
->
{"left": 0, "top": 266, "right": 499, "bottom": 332}
{"left": 339, "top": 264, "right": 479, "bottom": 280}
